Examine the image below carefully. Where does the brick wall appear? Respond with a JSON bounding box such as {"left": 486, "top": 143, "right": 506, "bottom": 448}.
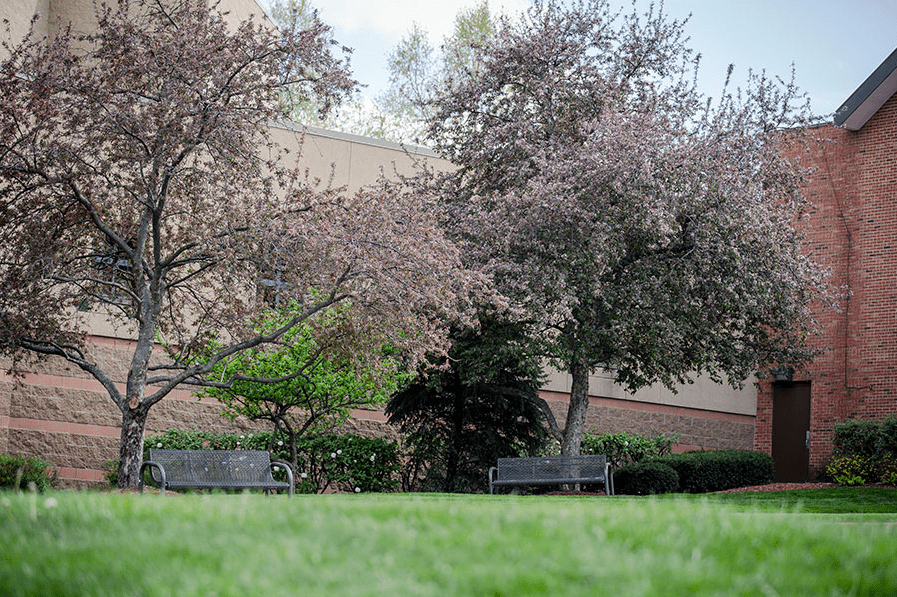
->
{"left": 756, "top": 92, "right": 897, "bottom": 478}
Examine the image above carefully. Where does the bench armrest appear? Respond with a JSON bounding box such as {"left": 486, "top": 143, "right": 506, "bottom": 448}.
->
{"left": 488, "top": 467, "right": 497, "bottom": 495}
{"left": 271, "top": 460, "right": 295, "bottom": 497}
{"left": 138, "top": 461, "right": 167, "bottom": 496}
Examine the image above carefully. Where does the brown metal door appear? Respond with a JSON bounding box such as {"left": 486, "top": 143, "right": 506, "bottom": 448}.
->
{"left": 772, "top": 382, "right": 811, "bottom": 482}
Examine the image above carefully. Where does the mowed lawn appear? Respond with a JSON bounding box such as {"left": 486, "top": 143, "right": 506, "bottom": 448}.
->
{"left": 2, "top": 489, "right": 895, "bottom": 596}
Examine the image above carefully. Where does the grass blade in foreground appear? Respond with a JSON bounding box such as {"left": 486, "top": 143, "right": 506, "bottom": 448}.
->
{"left": 1, "top": 492, "right": 895, "bottom": 596}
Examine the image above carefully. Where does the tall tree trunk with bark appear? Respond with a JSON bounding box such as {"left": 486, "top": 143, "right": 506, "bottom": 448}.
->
{"left": 119, "top": 403, "right": 150, "bottom": 487}
{"left": 561, "top": 358, "right": 590, "bottom": 456}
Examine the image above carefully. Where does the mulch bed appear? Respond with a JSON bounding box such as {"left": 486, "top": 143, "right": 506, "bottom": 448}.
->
{"left": 713, "top": 482, "right": 836, "bottom": 493}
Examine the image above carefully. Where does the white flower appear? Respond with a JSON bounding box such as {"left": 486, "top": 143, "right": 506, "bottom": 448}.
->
{"left": 331, "top": 452, "right": 337, "bottom": 458}
{"left": 157, "top": 443, "right": 163, "bottom": 448}
{"left": 370, "top": 454, "right": 376, "bottom": 462}
{"left": 300, "top": 472, "right": 308, "bottom": 479}
{"left": 624, "top": 441, "right": 629, "bottom": 447}
{"left": 240, "top": 435, "right": 245, "bottom": 439}
{"left": 277, "top": 441, "right": 283, "bottom": 446}
{"left": 354, "top": 487, "right": 361, "bottom": 493}
{"left": 337, "top": 449, "right": 342, "bottom": 455}
{"left": 44, "top": 497, "right": 58, "bottom": 509}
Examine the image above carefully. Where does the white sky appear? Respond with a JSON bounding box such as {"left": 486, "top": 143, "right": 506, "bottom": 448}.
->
{"left": 260, "top": 0, "right": 897, "bottom": 116}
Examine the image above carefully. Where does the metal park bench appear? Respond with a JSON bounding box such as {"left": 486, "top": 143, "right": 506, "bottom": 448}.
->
{"left": 488, "top": 455, "right": 614, "bottom": 496}
{"left": 138, "top": 449, "right": 295, "bottom": 497}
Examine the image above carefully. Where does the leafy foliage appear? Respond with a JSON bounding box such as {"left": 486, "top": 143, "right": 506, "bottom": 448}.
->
{"left": 420, "top": 0, "right": 828, "bottom": 456}
{"left": 826, "top": 456, "right": 876, "bottom": 486}
{"left": 581, "top": 430, "right": 679, "bottom": 470}
{"left": 614, "top": 461, "right": 679, "bottom": 495}
{"left": 387, "top": 313, "right": 549, "bottom": 493}
{"left": 294, "top": 434, "right": 401, "bottom": 493}
{"left": 832, "top": 419, "right": 883, "bottom": 459}
{"left": 0, "top": 0, "right": 475, "bottom": 486}
{"left": 828, "top": 416, "right": 897, "bottom": 485}
{"left": 0, "top": 454, "right": 57, "bottom": 491}
{"left": 193, "top": 302, "right": 406, "bottom": 471}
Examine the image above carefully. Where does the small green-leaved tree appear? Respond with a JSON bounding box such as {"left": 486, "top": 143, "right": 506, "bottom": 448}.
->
{"left": 195, "top": 303, "right": 408, "bottom": 471}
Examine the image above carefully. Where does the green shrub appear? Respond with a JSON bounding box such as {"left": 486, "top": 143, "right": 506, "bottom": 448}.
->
{"left": 832, "top": 419, "right": 882, "bottom": 458}
{"left": 653, "top": 450, "right": 774, "bottom": 494}
{"left": 292, "top": 434, "right": 400, "bottom": 493}
{"left": 878, "top": 454, "right": 897, "bottom": 486}
{"left": 615, "top": 461, "right": 679, "bottom": 495}
{"left": 0, "top": 454, "right": 58, "bottom": 491}
{"left": 581, "top": 430, "right": 680, "bottom": 470}
{"left": 828, "top": 416, "right": 897, "bottom": 484}
{"left": 875, "top": 416, "right": 897, "bottom": 459}
{"left": 144, "top": 429, "right": 401, "bottom": 493}
{"left": 826, "top": 455, "right": 875, "bottom": 486}
{"left": 102, "top": 460, "right": 119, "bottom": 487}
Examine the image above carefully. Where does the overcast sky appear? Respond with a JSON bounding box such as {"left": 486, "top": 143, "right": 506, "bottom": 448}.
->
{"left": 261, "top": 0, "right": 897, "bottom": 117}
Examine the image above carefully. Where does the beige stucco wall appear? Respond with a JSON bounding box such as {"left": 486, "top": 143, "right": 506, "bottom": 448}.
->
{"left": 271, "top": 123, "right": 450, "bottom": 193}
{"left": 1, "top": 0, "right": 271, "bottom": 57}
{"left": 2, "top": 0, "right": 49, "bottom": 50}
{"left": 542, "top": 366, "right": 757, "bottom": 416}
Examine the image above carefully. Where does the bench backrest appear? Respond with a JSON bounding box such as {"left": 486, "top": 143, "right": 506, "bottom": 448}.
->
{"left": 147, "top": 449, "right": 277, "bottom": 486}
{"left": 496, "top": 455, "right": 607, "bottom": 481}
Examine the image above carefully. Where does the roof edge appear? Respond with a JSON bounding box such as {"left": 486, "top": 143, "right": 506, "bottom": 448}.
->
{"left": 834, "top": 47, "right": 897, "bottom": 131}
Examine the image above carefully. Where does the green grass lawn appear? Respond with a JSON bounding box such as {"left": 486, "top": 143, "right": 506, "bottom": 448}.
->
{"left": 1, "top": 489, "right": 895, "bottom": 596}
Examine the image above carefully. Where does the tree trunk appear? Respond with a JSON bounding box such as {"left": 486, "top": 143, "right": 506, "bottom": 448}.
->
{"left": 560, "top": 359, "right": 590, "bottom": 456}
{"left": 118, "top": 404, "right": 150, "bottom": 488}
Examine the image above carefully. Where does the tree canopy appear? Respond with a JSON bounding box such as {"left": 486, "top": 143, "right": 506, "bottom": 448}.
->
{"left": 0, "top": 0, "right": 477, "bottom": 486}
{"left": 421, "top": 0, "right": 829, "bottom": 455}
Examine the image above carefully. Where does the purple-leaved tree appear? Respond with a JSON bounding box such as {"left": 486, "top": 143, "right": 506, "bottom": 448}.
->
{"left": 0, "top": 0, "right": 477, "bottom": 486}
{"left": 422, "top": 0, "right": 829, "bottom": 455}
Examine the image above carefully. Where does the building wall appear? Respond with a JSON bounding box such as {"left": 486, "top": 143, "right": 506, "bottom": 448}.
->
{"left": 755, "top": 92, "right": 897, "bottom": 478}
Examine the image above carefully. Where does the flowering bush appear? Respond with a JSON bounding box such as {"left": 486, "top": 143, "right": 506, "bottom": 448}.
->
{"left": 581, "top": 431, "right": 679, "bottom": 470}
{"left": 295, "top": 434, "right": 400, "bottom": 494}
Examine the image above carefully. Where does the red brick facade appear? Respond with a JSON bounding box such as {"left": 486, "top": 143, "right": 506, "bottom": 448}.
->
{"left": 756, "top": 91, "right": 897, "bottom": 478}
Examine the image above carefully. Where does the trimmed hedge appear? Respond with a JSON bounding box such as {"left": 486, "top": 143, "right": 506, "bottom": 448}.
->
{"left": 832, "top": 419, "right": 882, "bottom": 459}
{"left": 0, "top": 454, "right": 58, "bottom": 492}
{"left": 615, "top": 461, "right": 679, "bottom": 495}
{"left": 649, "top": 450, "right": 774, "bottom": 494}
